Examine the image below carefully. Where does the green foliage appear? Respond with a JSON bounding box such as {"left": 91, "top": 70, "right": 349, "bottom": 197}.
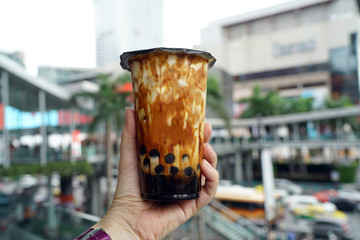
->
{"left": 0, "top": 161, "right": 93, "bottom": 178}
{"left": 336, "top": 162, "right": 358, "bottom": 183}
{"left": 117, "top": 73, "right": 131, "bottom": 84}
{"left": 206, "top": 75, "right": 231, "bottom": 132}
{"left": 286, "top": 97, "right": 314, "bottom": 114}
{"left": 240, "top": 86, "right": 314, "bottom": 118}
{"left": 240, "top": 85, "right": 360, "bottom": 133}
{"left": 325, "top": 95, "right": 354, "bottom": 109}
{"left": 324, "top": 96, "right": 359, "bottom": 131}
{"left": 207, "top": 75, "right": 223, "bottom": 101}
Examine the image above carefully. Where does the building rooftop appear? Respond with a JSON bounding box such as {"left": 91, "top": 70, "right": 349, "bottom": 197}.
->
{"left": 0, "top": 53, "right": 70, "bottom": 111}
{"left": 216, "top": 0, "right": 331, "bottom": 27}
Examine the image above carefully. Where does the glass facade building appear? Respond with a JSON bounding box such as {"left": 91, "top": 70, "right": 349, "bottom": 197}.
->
{"left": 0, "top": 53, "right": 92, "bottom": 167}
{"left": 329, "top": 38, "right": 358, "bottom": 102}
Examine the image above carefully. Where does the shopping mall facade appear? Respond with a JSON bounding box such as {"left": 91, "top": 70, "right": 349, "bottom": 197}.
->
{"left": 0, "top": 54, "right": 94, "bottom": 168}
{"left": 200, "top": 0, "right": 360, "bottom": 114}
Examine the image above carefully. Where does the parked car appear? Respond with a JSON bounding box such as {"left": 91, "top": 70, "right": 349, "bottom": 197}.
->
{"left": 312, "top": 218, "right": 354, "bottom": 240}
{"left": 285, "top": 195, "right": 317, "bottom": 210}
{"left": 0, "top": 192, "right": 10, "bottom": 206}
{"left": 293, "top": 204, "right": 347, "bottom": 220}
{"left": 274, "top": 178, "right": 302, "bottom": 195}
{"left": 18, "top": 174, "right": 39, "bottom": 189}
{"left": 338, "top": 189, "right": 360, "bottom": 202}
{"left": 314, "top": 189, "right": 338, "bottom": 202}
{"left": 285, "top": 195, "right": 336, "bottom": 213}
{"left": 330, "top": 197, "right": 360, "bottom": 212}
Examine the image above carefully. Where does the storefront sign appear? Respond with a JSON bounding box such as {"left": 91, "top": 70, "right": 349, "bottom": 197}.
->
{"left": 0, "top": 105, "right": 93, "bottom": 130}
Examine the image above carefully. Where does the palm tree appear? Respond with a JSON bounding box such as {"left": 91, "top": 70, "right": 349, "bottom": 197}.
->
{"left": 239, "top": 86, "right": 314, "bottom": 118}
{"left": 206, "top": 75, "right": 231, "bottom": 133}
{"left": 71, "top": 74, "right": 131, "bottom": 208}
{"left": 240, "top": 86, "right": 286, "bottom": 118}
{"left": 324, "top": 95, "right": 353, "bottom": 109}
{"left": 324, "top": 95, "right": 359, "bottom": 132}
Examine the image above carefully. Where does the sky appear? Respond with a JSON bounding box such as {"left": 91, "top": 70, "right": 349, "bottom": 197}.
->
{"left": 0, "top": 0, "right": 291, "bottom": 75}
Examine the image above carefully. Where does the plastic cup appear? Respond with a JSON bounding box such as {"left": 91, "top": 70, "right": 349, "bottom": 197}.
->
{"left": 120, "top": 48, "right": 216, "bottom": 201}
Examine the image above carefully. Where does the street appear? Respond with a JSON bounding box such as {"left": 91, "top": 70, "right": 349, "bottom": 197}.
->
{"left": 279, "top": 207, "right": 360, "bottom": 239}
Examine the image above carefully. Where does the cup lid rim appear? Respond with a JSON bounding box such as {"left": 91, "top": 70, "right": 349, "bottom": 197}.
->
{"left": 120, "top": 47, "right": 216, "bottom": 71}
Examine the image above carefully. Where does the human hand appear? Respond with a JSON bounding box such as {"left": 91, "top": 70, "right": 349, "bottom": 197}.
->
{"left": 92, "top": 107, "right": 219, "bottom": 240}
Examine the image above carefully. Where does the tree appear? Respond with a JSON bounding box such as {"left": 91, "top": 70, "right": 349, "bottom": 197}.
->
{"left": 285, "top": 97, "right": 314, "bottom": 114}
{"left": 240, "top": 86, "right": 285, "bottom": 118}
{"left": 206, "top": 75, "right": 231, "bottom": 133}
{"left": 239, "top": 86, "right": 314, "bottom": 118}
{"left": 324, "top": 95, "right": 359, "bottom": 131}
{"left": 71, "top": 74, "right": 131, "bottom": 208}
{"left": 324, "top": 95, "right": 353, "bottom": 109}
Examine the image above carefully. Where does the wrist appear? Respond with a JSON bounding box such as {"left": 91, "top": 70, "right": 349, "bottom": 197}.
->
{"left": 92, "top": 211, "right": 139, "bottom": 240}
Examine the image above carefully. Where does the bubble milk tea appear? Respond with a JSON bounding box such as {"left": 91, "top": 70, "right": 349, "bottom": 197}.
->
{"left": 120, "top": 48, "right": 216, "bottom": 201}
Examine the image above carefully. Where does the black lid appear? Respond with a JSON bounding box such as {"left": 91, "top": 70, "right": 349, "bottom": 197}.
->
{"left": 120, "top": 47, "right": 216, "bottom": 71}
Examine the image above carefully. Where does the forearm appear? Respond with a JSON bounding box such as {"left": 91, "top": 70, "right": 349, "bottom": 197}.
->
{"left": 91, "top": 213, "right": 140, "bottom": 240}
{"left": 74, "top": 213, "right": 140, "bottom": 240}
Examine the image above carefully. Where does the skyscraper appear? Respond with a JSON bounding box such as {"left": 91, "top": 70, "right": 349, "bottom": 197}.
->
{"left": 94, "top": 0, "right": 163, "bottom": 67}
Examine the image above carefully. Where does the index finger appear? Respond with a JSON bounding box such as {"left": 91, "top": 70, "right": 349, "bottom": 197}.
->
{"left": 204, "top": 123, "right": 212, "bottom": 143}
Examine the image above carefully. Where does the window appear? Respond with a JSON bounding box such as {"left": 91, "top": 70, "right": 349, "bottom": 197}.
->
{"left": 278, "top": 85, "right": 298, "bottom": 91}
{"left": 303, "top": 82, "right": 326, "bottom": 88}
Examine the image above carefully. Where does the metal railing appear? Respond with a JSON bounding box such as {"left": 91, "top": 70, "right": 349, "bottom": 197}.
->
{"left": 1, "top": 204, "right": 99, "bottom": 240}
{"left": 203, "top": 206, "right": 255, "bottom": 240}
{"left": 2, "top": 199, "right": 290, "bottom": 240}
{"left": 208, "top": 199, "right": 267, "bottom": 239}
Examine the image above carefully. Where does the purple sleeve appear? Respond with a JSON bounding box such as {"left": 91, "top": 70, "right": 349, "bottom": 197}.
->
{"left": 74, "top": 228, "right": 94, "bottom": 240}
{"left": 74, "top": 228, "right": 112, "bottom": 240}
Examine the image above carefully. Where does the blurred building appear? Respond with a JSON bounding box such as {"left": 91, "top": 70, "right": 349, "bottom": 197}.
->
{"left": 94, "top": 0, "right": 164, "bottom": 67}
{"left": 0, "top": 53, "right": 93, "bottom": 167}
{"left": 200, "top": 0, "right": 360, "bottom": 105}
{"left": 0, "top": 51, "right": 25, "bottom": 67}
{"left": 38, "top": 66, "right": 97, "bottom": 84}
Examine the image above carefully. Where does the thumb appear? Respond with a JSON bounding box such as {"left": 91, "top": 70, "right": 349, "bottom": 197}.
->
{"left": 119, "top": 107, "right": 138, "bottom": 172}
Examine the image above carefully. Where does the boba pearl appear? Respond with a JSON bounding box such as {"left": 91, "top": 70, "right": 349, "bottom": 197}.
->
{"left": 149, "top": 149, "right": 160, "bottom": 158}
{"left": 182, "top": 154, "right": 189, "bottom": 163}
{"left": 170, "top": 166, "right": 179, "bottom": 175}
{"left": 165, "top": 153, "right": 175, "bottom": 164}
{"left": 140, "top": 145, "right": 147, "bottom": 156}
{"left": 184, "top": 167, "right": 193, "bottom": 177}
{"left": 155, "top": 164, "right": 164, "bottom": 174}
{"left": 143, "top": 158, "right": 150, "bottom": 166}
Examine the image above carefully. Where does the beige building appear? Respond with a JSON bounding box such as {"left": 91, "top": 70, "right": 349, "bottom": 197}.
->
{"left": 200, "top": 0, "right": 360, "bottom": 108}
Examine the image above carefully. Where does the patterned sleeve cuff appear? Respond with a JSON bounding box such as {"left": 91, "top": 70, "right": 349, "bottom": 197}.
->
{"left": 74, "top": 228, "right": 112, "bottom": 240}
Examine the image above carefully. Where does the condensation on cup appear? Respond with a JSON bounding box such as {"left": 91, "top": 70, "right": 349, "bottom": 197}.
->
{"left": 120, "top": 48, "right": 216, "bottom": 201}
